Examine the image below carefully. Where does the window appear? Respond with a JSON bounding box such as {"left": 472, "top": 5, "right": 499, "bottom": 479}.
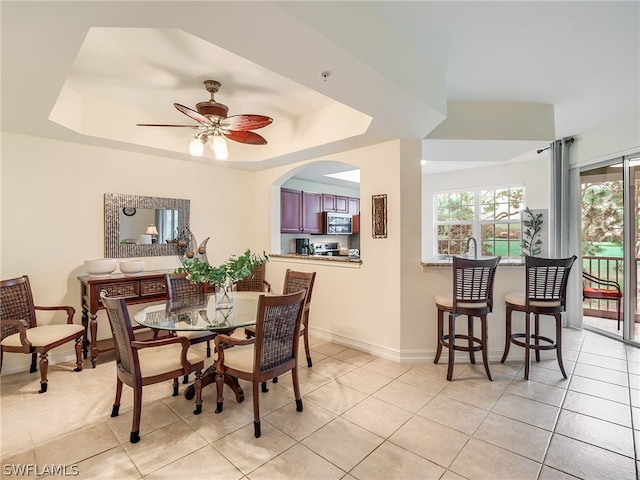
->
{"left": 435, "top": 186, "right": 524, "bottom": 258}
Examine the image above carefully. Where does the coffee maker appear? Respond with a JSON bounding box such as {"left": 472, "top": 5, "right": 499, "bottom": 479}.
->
{"left": 295, "top": 238, "right": 310, "bottom": 255}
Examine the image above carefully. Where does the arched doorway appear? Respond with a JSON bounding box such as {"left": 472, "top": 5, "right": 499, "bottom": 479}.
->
{"left": 271, "top": 161, "right": 360, "bottom": 255}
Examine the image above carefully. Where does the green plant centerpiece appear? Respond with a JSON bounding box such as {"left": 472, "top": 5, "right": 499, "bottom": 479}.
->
{"left": 521, "top": 207, "right": 543, "bottom": 257}
{"left": 176, "top": 249, "right": 268, "bottom": 309}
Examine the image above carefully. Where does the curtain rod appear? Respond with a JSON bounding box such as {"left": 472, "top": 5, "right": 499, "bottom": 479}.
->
{"left": 537, "top": 137, "right": 575, "bottom": 154}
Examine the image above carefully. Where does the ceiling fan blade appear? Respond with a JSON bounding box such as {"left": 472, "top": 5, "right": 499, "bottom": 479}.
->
{"left": 174, "top": 103, "right": 214, "bottom": 126}
{"left": 225, "top": 130, "right": 268, "bottom": 145}
{"left": 136, "top": 123, "right": 199, "bottom": 128}
{"left": 222, "top": 114, "right": 272, "bottom": 131}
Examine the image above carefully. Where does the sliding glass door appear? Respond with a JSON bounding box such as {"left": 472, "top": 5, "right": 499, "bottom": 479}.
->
{"left": 580, "top": 154, "right": 638, "bottom": 344}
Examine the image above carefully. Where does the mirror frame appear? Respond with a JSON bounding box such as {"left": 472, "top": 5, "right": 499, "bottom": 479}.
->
{"left": 104, "top": 193, "right": 190, "bottom": 258}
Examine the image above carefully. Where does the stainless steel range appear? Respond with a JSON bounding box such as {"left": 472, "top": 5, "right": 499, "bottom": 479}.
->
{"left": 312, "top": 242, "right": 340, "bottom": 256}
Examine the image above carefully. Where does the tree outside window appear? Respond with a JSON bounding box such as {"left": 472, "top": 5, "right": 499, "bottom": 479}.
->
{"left": 435, "top": 186, "right": 524, "bottom": 257}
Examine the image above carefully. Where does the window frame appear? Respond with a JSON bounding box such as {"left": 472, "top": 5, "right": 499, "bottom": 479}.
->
{"left": 433, "top": 184, "right": 525, "bottom": 258}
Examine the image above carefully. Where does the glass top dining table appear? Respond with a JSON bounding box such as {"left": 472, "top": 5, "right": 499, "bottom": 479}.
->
{"left": 133, "top": 291, "right": 262, "bottom": 332}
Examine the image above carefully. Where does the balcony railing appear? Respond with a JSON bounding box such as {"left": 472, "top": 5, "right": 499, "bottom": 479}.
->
{"left": 582, "top": 255, "right": 639, "bottom": 322}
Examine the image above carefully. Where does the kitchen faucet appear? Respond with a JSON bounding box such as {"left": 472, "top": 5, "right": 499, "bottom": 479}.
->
{"left": 465, "top": 237, "right": 477, "bottom": 259}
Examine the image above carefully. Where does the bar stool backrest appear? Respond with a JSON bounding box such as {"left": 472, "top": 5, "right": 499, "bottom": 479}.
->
{"left": 452, "top": 256, "right": 501, "bottom": 314}
{"left": 525, "top": 255, "right": 577, "bottom": 312}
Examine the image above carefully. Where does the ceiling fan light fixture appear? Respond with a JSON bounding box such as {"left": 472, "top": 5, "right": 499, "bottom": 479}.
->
{"left": 189, "top": 137, "right": 204, "bottom": 156}
{"left": 211, "top": 134, "right": 228, "bottom": 160}
{"left": 138, "top": 79, "right": 271, "bottom": 158}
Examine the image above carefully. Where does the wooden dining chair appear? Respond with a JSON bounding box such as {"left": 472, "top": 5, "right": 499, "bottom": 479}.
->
{"left": 245, "top": 269, "right": 316, "bottom": 371}
{"left": 165, "top": 274, "right": 216, "bottom": 382}
{"left": 434, "top": 256, "right": 501, "bottom": 381}
{"left": 501, "top": 255, "right": 577, "bottom": 380}
{"left": 0, "top": 275, "right": 84, "bottom": 393}
{"left": 213, "top": 290, "right": 307, "bottom": 438}
{"left": 101, "top": 291, "right": 205, "bottom": 443}
{"left": 233, "top": 263, "right": 271, "bottom": 293}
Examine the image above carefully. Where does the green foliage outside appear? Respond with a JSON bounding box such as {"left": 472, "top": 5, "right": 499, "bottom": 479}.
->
{"left": 436, "top": 187, "right": 523, "bottom": 256}
{"left": 581, "top": 180, "right": 625, "bottom": 257}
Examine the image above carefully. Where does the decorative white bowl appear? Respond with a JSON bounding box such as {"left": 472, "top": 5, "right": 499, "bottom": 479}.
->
{"left": 84, "top": 258, "right": 117, "bottom": 276}
{"left": 119, "top": 259, "right": 145, "bottom": 275}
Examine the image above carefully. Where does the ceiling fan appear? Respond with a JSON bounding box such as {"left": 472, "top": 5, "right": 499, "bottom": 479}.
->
{"left": 137, "top": 79, "right": 273, "bottom": 160}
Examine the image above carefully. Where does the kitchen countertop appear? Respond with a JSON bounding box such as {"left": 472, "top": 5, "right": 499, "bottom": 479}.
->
{"left": 270, "top": 253, "right": 362, "bottom": 263}
{"left": 422, "top": 257, "right": 525, "bottom": 267}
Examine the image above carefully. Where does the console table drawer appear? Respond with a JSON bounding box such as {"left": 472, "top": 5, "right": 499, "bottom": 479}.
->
{"left": 100, "top": 282, "right": 139, "bottom": 299}
{"left": 78, "top": 270, "right": 173, "bottom": 368}
{"left": 141, "top": 279, "right": 166, "bottom": 297}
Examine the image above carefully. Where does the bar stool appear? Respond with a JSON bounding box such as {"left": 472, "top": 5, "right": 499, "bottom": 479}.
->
{"left": 501, "top": 255, "right": 577, "bottom": 380}
{"left": 434, "top": 256, "right": 501, "bottom": 381}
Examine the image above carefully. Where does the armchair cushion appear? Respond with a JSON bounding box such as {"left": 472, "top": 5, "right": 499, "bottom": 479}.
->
{"left": 138, "top": 343, "right": 206, "bottom": 378}
{"left": 218, "top": 344, "right": 254, "bottom": 373}
{"left": 1, "top": 324, "right": 84, "bottom": 348}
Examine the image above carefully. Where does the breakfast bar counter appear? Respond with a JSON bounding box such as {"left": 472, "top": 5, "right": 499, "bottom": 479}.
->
{"left": 270, "top": 253, "right": 362, "bottom": 264}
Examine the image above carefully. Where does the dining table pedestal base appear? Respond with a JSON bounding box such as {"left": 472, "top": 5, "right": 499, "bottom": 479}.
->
{"left": 184, "top": 366, "right": 244, "bottom": 404}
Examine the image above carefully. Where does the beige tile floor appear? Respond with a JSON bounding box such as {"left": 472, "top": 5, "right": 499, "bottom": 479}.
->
{"left": 1, "top": 329, "right": 639, "bottom": 479}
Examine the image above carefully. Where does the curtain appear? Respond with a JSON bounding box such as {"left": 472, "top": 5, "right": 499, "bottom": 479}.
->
{"left": 550, "top": 137, "right": 583, "bottom": 328}
{"left": 155, "top": 209, "right": 178, "bottom": 244}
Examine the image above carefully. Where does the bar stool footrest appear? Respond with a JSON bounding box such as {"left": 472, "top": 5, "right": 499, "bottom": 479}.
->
{"left": 441, "top": 334, "right": 484, "bottom": 353}
{"left": 510, "top": 333, "right": 557, "bottom": 351}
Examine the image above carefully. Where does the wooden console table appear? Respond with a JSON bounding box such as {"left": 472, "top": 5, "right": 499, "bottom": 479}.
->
{"left": 78, "top": 271, "right": 171, "bottom": 367}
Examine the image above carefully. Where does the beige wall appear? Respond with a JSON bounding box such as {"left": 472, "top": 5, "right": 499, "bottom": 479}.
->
{"left": 1, "top": 134, "right": 427, "bottom": 374}
{"left": 2, "top": 120, "right": 637, "bottom": 375}
{"left": 1, "top": 132, "right": 257, "bottom": 373}
{"left": 254, "top": 140, "right": 418, "bottom": 359}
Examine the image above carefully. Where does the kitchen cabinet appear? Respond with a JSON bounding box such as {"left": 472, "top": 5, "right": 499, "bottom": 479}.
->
{"left": 281, "top": 188, "right": 323, "bottom": 234}
{"left": 352, "top": 214, "right": 360, "bottom": 235}
{"left": 348, "top": 197, "right": 360, "bottom": 216}
{"left": 281, "top": 188, "right": 302, "bottom": 233}
{"left": 348, "top": 197, "right": 360, "bottom": 234}
{"left": 302, "top": 191, "right": 323, "bottom": 233}
{"left": 322, "top": 193, "right": 348, "bottom": 213}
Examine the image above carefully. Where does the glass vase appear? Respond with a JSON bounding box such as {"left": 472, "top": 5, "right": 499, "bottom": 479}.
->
{"left": 215, "top": 279, "right": 234, "bottom": 310}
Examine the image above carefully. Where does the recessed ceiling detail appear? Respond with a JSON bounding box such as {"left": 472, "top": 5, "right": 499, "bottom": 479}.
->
{"left": 49, "top": 27, "right": 372, "bottom": 164}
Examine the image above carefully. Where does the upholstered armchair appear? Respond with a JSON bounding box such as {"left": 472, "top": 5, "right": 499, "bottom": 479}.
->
{"left": 0, "top": 275, "right": 83, "bottom": 393}
{"left": 213, "top": 290, "right": 307, "bottom": 438}
{"left": 101, "top": 291, "right": 205, "bottom": 443}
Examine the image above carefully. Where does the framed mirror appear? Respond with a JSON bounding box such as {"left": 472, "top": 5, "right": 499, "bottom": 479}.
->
{"left": 104, "top": 193, "right": 190, "bottom": 258}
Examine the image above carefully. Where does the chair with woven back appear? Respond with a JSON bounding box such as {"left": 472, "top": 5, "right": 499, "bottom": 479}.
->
{"left": 0, "top": 275, "right": 84, "bottom": 393}
{"left": 165, "top": 273, "right": 217, "bottom": 383}
{"left": 233, "top": 263, "right": 271, "bottom": 293}
{"left": 245, "top": 268, "right": 316, "bottom": 370}
{"left": 101, "top": 291, "right": 205, "bottom": 443}
{"left": 213, "top": 289, "right": 307, "bottom": 438}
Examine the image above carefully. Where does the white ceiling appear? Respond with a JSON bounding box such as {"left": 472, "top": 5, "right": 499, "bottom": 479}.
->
{"left": 2, "top": 1, "right": 638, "bottom": 182}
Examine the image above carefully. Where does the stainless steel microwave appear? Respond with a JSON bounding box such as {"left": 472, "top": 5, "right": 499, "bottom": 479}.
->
{"left": 324, "top": 212, "right": 352, "bottom": 234}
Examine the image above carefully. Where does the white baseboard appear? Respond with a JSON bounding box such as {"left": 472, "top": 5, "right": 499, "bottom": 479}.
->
{"left": 308, "top": 327, "right": 528, "bottom": 364}
{"left": 0, "top": 350, "right": 83, "bottom": 376}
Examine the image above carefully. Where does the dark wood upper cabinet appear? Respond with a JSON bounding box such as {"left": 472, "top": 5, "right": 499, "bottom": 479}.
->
{"left": 348, "top": 197, "right": 360, "bottom": 216}
{"left": 281, "top": 188, "right": 323, "bottom": 234}
{"left": 322, "top": 193, "right": 348, "bottom": 213}
{"left": 322, "top": 193, "right": 336, "bottom": 212}
{"left": 302, "top": 191, "right": 323, "bottom": 234}
{"left": 282, "top": 188, "right": 358, "bottom": 234}
{"left": 281, "top": 188, "right": 302, "bottom": 233}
